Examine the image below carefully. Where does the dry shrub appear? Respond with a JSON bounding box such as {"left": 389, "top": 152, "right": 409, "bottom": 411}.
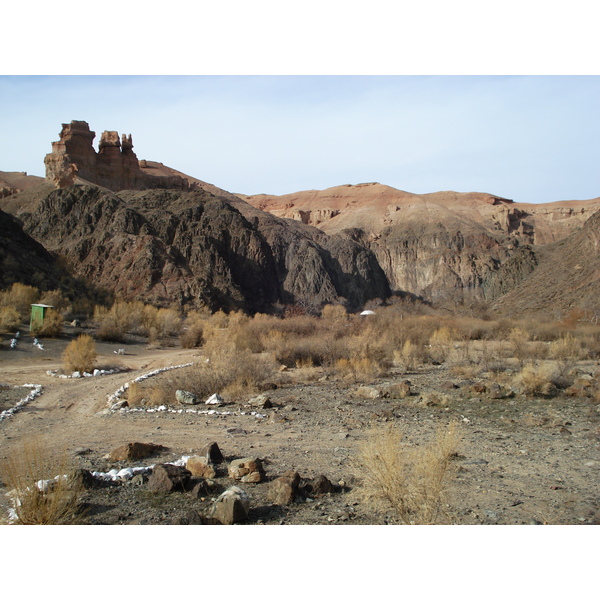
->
{"left": 95, "top": 301, "right": 182, "bottom": 342}
{"left": 150, "top": 341, "right": 277, "bottom": 403}
{"left": 429, "top": 326, "right": 455, "bottom": 363}
{"left": 0, "top": 283, "right": 40, "bottom": 318}
{"left": 125, "top": 381, "right": 146, "bottom": 406}
{"left": 515, "top": 364, "right": 563, "bottom": 397}
{"left": 62, "top": 334, "right": 96, "bottom": 374}
{"left": 550, "top": 334, "right": 586, "bottom": 363}
{"left": 0, "top": 306, "right": 21, "bottom": 333}
{"left": 394, "top": 339, "right": 426, "bottom": 372}
{"left": 450, "top": 363, "right": 479, "bottom": 379}
{"left": 509, "top": 327, "right": 531, "bottom": 368}
{"left": 321, "top": 303, "right": 348, "bottom": 322}
{"left": 94, "top": 302, "right": 131, "bottom": 341}
{"left": 0, "top": 438, "right": 85, "bottom": 525}
{"left": 355, "top": 422, "right": 461, "bottom": 524}
{"left": 478, "top": 339, "right": 510, "bottom": 373}
{"left": 333, "top": 357, "right": 387, "bottom": 382}
{"left": 180, "top": 311, "right": 205, "bottom": 348}
{"left": 31, "top": 308, "right": 63, "bottom": 338}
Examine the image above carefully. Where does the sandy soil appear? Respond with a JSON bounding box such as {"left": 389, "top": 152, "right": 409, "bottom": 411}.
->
{"left": 1, "top": 327, "right": 599, "bottom": 525}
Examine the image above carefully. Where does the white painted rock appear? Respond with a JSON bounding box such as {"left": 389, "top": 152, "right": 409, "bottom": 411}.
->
{"left": 206, "top": 393, "right": 225, "bottom": 405}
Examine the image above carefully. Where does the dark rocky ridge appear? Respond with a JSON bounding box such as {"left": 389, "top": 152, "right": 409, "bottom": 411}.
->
{"left": 17, "top": 184, "right": 390, "bottom": 312}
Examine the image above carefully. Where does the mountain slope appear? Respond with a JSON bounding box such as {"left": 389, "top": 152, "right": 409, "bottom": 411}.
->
{"left": 12, "top": 184, "right": 390, "bottom": 312}
{"left": 492, "top": 209, "right": 600, "bottom": 316}
{"left": 241, "top": 183, "right": 600, "bottom": 307}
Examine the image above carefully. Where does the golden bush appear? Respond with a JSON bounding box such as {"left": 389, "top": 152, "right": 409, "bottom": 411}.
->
{"left": 62, "top": 334, "right": 97, "bottom": 374}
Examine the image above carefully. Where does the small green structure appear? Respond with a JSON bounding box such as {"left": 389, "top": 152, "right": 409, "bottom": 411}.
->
{"left": 30, "top": 304, "right": 54, "bottom": 331}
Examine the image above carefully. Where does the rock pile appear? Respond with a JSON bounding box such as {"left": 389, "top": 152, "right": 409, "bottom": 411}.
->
{"left": 62, "top": 440, "right": 343, "bottom": 525}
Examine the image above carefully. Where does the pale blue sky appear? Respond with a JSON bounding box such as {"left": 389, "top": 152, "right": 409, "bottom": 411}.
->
{"left": 0, "top": 75, "right": 598, "bottom": 203}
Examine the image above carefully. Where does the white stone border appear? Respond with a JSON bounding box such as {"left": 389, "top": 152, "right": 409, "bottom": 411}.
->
{"left": 0, "top": 384, "right": 43, "bottom": 423}
{"left": 47, "top": 367, "right": 127, "bottom": 379}
{"left": 106, "top": 363, "right": 266, "bottom": 420}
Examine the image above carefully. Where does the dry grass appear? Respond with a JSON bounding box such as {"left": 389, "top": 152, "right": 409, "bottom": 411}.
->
{"left": 0, "top": 306, "right": 20, "bottom": 333}
{"left": 0, "top": 438, "right": 85, "bottom": 525}
{"left": 514, "top": 364, "right": 563, "bottom": 397}
{"left": 332, "top": 356, "right": 387, "bottom": 382}
{"left": 355, "top": 422, "right": 461, "bottom": 524}
{"left": 31, "top": 308, "right": 63, "bottom": 338}
{"left": 0, "top": 283, "right": 40, "bottom": 318}
{"left": 62, "top": 334, "right": 97, "bottom": 374}
{"left": 95, "top": 300, "right": 182, "bottom": 342}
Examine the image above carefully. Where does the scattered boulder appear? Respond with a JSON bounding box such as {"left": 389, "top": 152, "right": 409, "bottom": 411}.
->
{"left": 488, "top": 383, "right": 513, "bottom": 399}
{"left": 199, "top": 441, "right": 224, "bottom": 464}
{"left": 110, "top": 400, "right": 129, "bottom": 410}
{"left": 228, "top": 457, "right": 265, "bottom": 483}
{"left": 305, "top": 474, "right": 335, "bottom": 496}
{"left": 356, "top": 385, "right": 381, "bottom": 399}
{"left": 441, "top": 381, "right": 459, "bottom": 391}
{"left": 384, "top": 380, "right": 411, "bottom": 398}
{"left": 471, "top": 383, "right": 487, "bottom": 394}
{"left": 176, "top": 389, "right": 199, "bottom": 405}
{"left": 268, "top": 471, "right": 301, "bottom": 505}
{"left": 206, "top": 393, "right": 225, "bottom": 405}
{"left": 189, "top": 479, "right": 221, "bottom": 499}
{"left": 186, "top": 455, "right": 217, "bottom": 478}
{"left": 67, "top": 468, "right": 99, "bottom": 490}
{"left": 210, "top": 486, "right": 250, "bottom": 524}
{"left": 147, "top": 464, "right": 192, "bottom": 493}
{"left": 247, "top": 394, "right": 273, "bottom": 409}
{"left": 418, "top": 393, "right": 450, "bottom": 407}
{"left": 107, "top": 442, "right": 164, "bottom": 462}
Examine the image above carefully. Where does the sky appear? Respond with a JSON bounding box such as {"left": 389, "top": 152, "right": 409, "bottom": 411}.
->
{"left": 1, "top": 74, "right": 598, "bottom": 203}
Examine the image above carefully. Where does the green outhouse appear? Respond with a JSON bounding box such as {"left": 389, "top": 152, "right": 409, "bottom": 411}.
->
{"left": 30, "top": 304, "right": 54, "bottom": 331}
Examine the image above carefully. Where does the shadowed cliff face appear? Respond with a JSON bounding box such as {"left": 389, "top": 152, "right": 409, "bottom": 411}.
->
{"left": 18, "top": 185, "right": 391, "bottom": 312}
{"left": 0, "top": 209, "right": 62, "bottom": 289}
{"left": 242, "top": 184, "right": 600, "bottom": 307}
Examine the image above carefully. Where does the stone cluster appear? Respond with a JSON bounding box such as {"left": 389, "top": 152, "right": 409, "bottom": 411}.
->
{"left": 44, "top": 120, "right": 195, "bottom": 192}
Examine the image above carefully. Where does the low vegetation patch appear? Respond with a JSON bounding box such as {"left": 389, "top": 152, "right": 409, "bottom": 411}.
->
{"left": 63, "top": 334, "right": 97, "bottom": 374}
{"left": 0, "top": 438, "right": 85, "bottom": 525}
{"left": 355, "top": 422, "right": 461, "bottom": 524}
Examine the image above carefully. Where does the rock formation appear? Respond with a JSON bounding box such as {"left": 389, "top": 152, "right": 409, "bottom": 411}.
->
{"left": 44, "top": 121, "right": 195, "bottom": 192}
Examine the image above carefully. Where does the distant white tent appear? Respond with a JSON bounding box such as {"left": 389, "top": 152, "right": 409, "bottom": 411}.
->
{"left": 360, "top": 310, "right": 376, "bottom": 316}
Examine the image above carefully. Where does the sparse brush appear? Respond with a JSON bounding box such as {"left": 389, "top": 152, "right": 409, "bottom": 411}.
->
{"left": 509, "top": 327, "right": 532, "bottom": 369}
{"left": 394, "top": 339, "right": 426, "bottom": 372}
{"left": 321, "top": 304, "right": 348, "bottom": 322}
{"left": 31, "top": 308, "right": 63, "bottom": 338}
{"left": 450, "top": 363, "right": 480, "bottom": 379}
{"left": 180, "top": 311, "right": 205, "bottom": 348}
{"left": 0, "top": 283, "right": 40, "bottom": 318}
{"left": 0, "top": 438, "right": 85, "bottom": 525}
{"left": 333, "top": 356, "right": 387, "bottom": 382}
{"left": 429, "top": 326, "right": 455, "bottom": 363}
{"left": 0, "top": 306, "right": 21, "bottom": 333}
{"left": 515, "top": 364, "right": 563, "bottom": 397}
{"left": 550, "top": 334, "right": 587, "bottom": 376}
{"left": 62, "top": 334, "right": 96, "bottom": 374}
{"left": 355, "top": 422, "right": 461, "bottom": 524}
